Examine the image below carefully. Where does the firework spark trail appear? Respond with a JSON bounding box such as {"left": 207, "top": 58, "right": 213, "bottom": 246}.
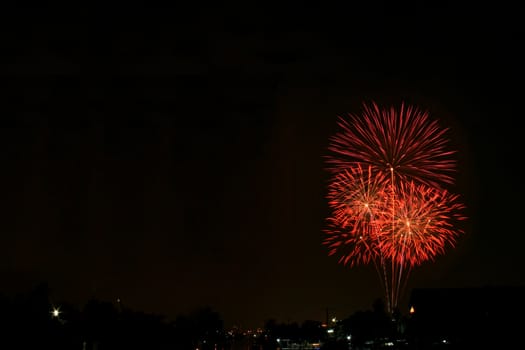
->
{"left": 323, "top": 165, "right": 392, "bottom": 307}
{"left": 324, "top": 101, "right": 467, "bottom": 313}
{"left": 385, "top": 182, "right": 466, "bottom": 308}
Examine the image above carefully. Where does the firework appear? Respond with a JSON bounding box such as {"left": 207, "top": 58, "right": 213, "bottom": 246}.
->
{"left": 323, "top": 101, "right": 467, "bottom": 313}
{"left": 326, "top": 102, "right": 456, "bottom": 189}
{"left": 323, "top": 165, "right": 389, "bottom": 266}
{"left": 378, "top": 181, "right": 467, "bottom": 267}
{"left": 325, "top": 164, "right": 389, "bottom": 231}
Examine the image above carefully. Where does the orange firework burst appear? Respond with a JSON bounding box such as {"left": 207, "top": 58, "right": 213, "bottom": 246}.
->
{"left": 378, "top": 182, "right": 467, "bottom": 267}
{"left": 325, "top": 164, "right": 389, "bottom": 232}
{"left": 324, "top": 165, "right": 389, "bottom": 266}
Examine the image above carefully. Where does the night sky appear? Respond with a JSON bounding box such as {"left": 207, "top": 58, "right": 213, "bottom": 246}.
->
{"left": 1, "top": 3, "right": 524, "bottom": 329}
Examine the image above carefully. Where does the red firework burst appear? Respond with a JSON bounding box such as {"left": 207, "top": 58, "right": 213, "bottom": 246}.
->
{"left": 378, "top": 182, "right": 467, "bottom": 267}
{"left": 323, "top": 165, "right": 389, "bottom": 266}
{"left": 327, "top": 102, "right": 456, "bottom": 189}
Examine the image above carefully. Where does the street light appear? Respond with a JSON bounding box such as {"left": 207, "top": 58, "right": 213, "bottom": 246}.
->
{"left": 51, "top": 307, "right": 60, "bottom": 318}
{"left": 51, "top": 306, "right": 63, "bottom": 323}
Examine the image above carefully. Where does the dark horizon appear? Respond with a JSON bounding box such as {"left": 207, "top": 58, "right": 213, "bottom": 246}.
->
{"left": 3, "top": 282, "right": 523, "bottom": 349}
{"left": 1, "top": 3, "right": 524, "bottom": 330}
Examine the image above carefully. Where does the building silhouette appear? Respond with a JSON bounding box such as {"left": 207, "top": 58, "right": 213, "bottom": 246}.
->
{"left": 406, "top": 285, "right": 525, "bottom": 349}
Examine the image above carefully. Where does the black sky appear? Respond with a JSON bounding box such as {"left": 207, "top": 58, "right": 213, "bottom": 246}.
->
{"left": 0, "top": 3, "right": 524, "bottom": 329}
